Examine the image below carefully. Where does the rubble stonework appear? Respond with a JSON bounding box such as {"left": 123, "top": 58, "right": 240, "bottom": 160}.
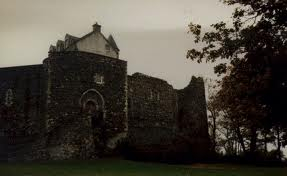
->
{"left": 0, "top": 65, "right": 47, "bottom": 161}
{"left": 127, "top": 73, "right": 178, "bottom": 159}
{"left": 0, "top": 24, "right": 210, "bottom": 162}
{"left": 43, "top": 52, "right": 127, "bottom": 160}
{"left": 127, "top": 74, "right": 210, "bottom": 161}
{"left": 176, "top": 77, "right": 210, "bottom": 160}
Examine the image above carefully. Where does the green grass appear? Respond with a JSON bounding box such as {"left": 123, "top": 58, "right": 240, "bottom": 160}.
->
{"left": 0, "top": 159, "right": 286, "bottom": 176}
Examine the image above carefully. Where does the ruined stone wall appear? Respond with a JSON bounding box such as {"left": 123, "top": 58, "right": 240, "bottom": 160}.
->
{"left": 127, "top": 73, "right": 177, "bottom": 158}
{"left": 43, "top": 51, "right": 127, "bottom": 160}
{"left": 0, "top": 65, "right": 47, "bottom": 161}
{"left": 127, "top": 74, "right": 210, "bottom": 161}
{"left": 0, "top": 52, "right": 209, "bottom": 162}
{"left": 176, "top": 76, "right": 210, "bottom": 160}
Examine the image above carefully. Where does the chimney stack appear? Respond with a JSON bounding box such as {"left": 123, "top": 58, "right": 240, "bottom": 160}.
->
{"left": 93, "top": 23, "right": 101, "bottom": 33}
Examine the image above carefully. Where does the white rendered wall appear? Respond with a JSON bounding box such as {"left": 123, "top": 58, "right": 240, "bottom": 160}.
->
{"left": 76, "top": 32, "right": 118, "bottom": 59}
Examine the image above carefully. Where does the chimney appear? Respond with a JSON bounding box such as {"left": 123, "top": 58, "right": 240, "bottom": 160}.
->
{"left": 93, "top": 23, "right": 101, "bottom": 33}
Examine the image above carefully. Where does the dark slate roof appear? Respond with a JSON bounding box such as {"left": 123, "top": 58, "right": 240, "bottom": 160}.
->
{"left": 65, "top": 34, "right": 79, "bottom": 42}
{"left": 49, "top": 45, "right": 56, "bottom": 52}
{"left": 57, "top": 40, "right": 64, "bottom": 45}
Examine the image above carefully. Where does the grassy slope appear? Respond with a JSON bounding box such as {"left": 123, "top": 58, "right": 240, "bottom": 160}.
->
{"left": 0, "top": 159, "right": 286, "bottom": 176}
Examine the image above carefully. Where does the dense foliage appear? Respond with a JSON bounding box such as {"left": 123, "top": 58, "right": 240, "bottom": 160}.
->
{"left": 188, "top": 0, "right": 287, "bottom": 161}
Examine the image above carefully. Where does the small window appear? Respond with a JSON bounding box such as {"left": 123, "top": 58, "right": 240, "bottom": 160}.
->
{"left": 5, "top": 89, "right": 14, "bottom": 107}
{"left": 150, "top": 91, "right": 153, "bottom": 99}
{"left": 149, "top": 91, "right": 160, "bottom": 100}
{"left": 94, "top": 74, "right": 104, "bottom": 84}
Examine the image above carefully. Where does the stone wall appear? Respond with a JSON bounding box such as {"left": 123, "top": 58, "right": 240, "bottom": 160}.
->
{"left": 176, "top": 76, "right": 210, "bottom": 160}
{"left": 43, "top": 51, "right": 127, "bottom": 159}
{"left": 0, "top": 52, "right": 209, "bottom": 162}
{"left": 0, "top": 65, "right": 47, "bottom": 161}
{"left": 127, "top": 74, "right": 210, "bottom": 161}
{"left": 127, "top": 73, "right": 178, "bottom": 159}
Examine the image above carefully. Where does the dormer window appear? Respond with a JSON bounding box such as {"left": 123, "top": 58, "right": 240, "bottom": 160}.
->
{"left": 94, "top": 74, "right": 104, "bottom": 85}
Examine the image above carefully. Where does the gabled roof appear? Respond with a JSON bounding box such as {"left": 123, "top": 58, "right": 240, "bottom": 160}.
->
{"left": 49, "top": 45, "right": 56, "bottom": 52}
{"left": 108, "top": 35, "right": 119, "bottom": 51}
{"left": 51, "top": 24, "right": 120, "bottom": 54}
{"left": 65, "top": 31, "right": 120, "bottom": 53}
{"left": 57, "top": 40, "right": 64, "bottom": 44}
{"left": 65, "top": 34, "right": 79, "bottom": 42}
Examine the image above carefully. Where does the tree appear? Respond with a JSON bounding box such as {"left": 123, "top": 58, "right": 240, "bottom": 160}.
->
{"left": 205, "top": 78, "right": 221, "bottom": 153}
{"left": 187, "top": 0, "right": 287, "bottom": 159}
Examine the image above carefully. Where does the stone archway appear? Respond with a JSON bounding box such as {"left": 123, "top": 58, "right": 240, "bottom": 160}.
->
{"left": 80, "top": 89, "right": 105, "bottom": 120}
{"left": 80, "top": 89, "right": 105, "bottom": 115}
{"left": 79, "top": 89, "right": 106, "bottom": 154}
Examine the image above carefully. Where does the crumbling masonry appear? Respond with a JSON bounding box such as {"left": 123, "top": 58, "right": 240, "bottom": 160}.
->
{"left": 0, "top": 24, "right": 210, "bottom": 161}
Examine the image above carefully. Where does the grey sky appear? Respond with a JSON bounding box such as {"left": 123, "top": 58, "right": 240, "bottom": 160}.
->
{"left": 0, "top": 0, "right": 235, "bottom": 88}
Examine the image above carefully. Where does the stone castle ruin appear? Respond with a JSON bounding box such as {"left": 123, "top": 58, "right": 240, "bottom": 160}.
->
{"left": 0, "top": 23, "right": 210, "bottom": 161}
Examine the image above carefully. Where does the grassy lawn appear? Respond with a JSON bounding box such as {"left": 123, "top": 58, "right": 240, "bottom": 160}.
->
{"left": 0, "top": 159, "right": 286, "bottom": 176}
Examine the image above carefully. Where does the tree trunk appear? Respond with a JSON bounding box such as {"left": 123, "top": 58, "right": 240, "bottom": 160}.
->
{"left": 236, "top": 125, "right": 246, "bottom": 154}
{"left": 250, "top": 126, "right": 257, "bottom": 156}
{"left": 234, "top": 140, "right": 237, "bottom": 155}
{"left": 212, "top": 114, "right": 216, "bottom": 152}
{"left": 276, "top": 126, "right": 281, "bottom": 160}
{"left": 264, "top": 132, "right": 267, "bottom": 153}
{"left": 210, "top": 110, "right": 217, "bottom": 153}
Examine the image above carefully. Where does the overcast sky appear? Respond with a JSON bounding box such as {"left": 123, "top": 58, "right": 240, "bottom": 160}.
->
{"left": 0, "top": 0, "right": 235, "bottom": 89}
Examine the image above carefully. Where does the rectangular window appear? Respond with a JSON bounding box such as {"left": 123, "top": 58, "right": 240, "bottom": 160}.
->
{"left": 149, "top": 91, "right": 153, "bottom": 100}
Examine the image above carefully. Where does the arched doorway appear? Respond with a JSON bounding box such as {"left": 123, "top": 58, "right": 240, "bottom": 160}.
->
{"left": 83, "top": 100, "right": 104, "bottom": 129}
{"left": 85, "top": 100, "right": 98, "bottom": 115}
{"left": 79, "top": 89, "right": 106, "bottom": 153}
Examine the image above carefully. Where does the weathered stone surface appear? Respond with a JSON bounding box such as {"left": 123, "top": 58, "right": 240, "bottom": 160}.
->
{"left": 127, "top": 74, "right": 210, "bottom": 161}
{"left": 127, "top": 73, "right": 177, "bottom": 156}
{"left": 0, "top": 65, "right": 47, "bottom": 161}
{"left": 176, "top": 76, "right": 210, "bottom": 160}
{"left": 0, "top": 52, "right": 209, "bottom": 162}
{"left": 43, "top": 51, "right": 127, "bottom": 159}
{"left": 0, "top": 23, "right": 211, "bottom": 162}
